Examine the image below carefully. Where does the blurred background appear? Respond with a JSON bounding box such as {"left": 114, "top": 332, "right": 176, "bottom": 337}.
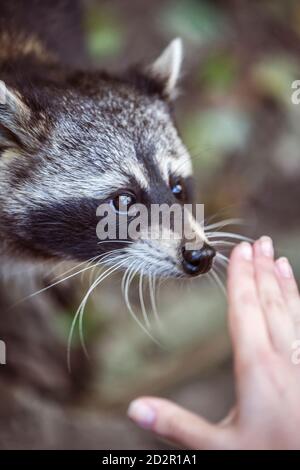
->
{"left": 2, "top": 0, "right": 300, "bottom": 450}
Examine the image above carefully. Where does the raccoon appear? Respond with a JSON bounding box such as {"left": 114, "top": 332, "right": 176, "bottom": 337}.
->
{"left": 0, "top": 0, "right": 216, "bottom": 280}
{"left": 0, "top": 0, "right": 223, "bottom": 451}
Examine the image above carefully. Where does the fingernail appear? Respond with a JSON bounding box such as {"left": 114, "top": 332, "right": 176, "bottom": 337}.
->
{"left": 276, "top": 257, "right": 293, "bottom": 279}
{"left": 259, "top": 236, "right": 274, "bottom": 257}
{"left": 239, "top": 242, "right": 252, "bottom": 261}
{"left": 127, "top": 400, "right": 156, "bottom": 429}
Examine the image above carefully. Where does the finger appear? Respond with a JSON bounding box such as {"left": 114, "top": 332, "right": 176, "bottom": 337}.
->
{"left": 227, "top": 242, "right": 272, "bottom": 370}
{"left": 127, "top": 397, "right": 222, "bottom": 449}
{"left": 275, "top": 257, "right": 300, "bottom": 338}
{"left": 253, "top": 237, "right": 295, "bottom": 355}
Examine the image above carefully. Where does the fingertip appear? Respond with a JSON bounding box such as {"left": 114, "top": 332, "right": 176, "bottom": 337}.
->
{"left": 275, "top": 257, "right": 293, "bottom": 279}
{"left": 127, "top": 398, "right": 157, "bottom": 429}
{"left": 128, "top": 396, "right": 217, "bottom": 449}
{"left": 231, "top": 242, "right": 253, "bottom": 262}
{"left": 228, "top": 243, "right": 253, "bottom": 286}
{"left": 254, "top": 236, "right": 274, "bottom": 258}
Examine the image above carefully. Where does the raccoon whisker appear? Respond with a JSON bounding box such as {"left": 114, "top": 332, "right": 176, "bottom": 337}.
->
{"left": 123, "top": 260, "right": 138, "bottom": 298}
{"left": 45, "top": 259, "right": 75, "bottom": 279}
{"left": 214, "top": 263, "right": 228, "bottom": 292}
{"left": 215, "top": 255, "right": 229, "bottom": 270}
{"left": 86, "top": 252, "right": 116, "bottom": 286}
{"left": 87, "top": 258, "right": 109, "bottom": 286}
{"left": 157, "top": 275, "right": 165, "bottom": 293}
{"left": 13, "top": 250, "right": 125, "bottom": 309}
{"left": 123, "top": 262, "right": 162, "bottom": 347}
{"left": 210, "top": 268, "right": 227, "bottom": 297}
{"left": 121, "top": 263, "right": 131, "bottom": 297}
{"left": 215, "top": 261, "right": 229, "bottom": 278}
{"left": 202, "top": 205, "right": 242, "bottom": 226}
{"left": 216, "top": 253, "right": 230, "bottom": 264}
{"left": 87, "top": 261, "right": 101, "bottom": 285}
{"left": 210, "top": 240, "right": 237, "bottom": 247}
{"left": 123, "top": 264, "right": 136, "bottom": 304}
{"left": 10, "top": 261, "right": 101, "bottom": 309}
{"left": 82, "top": 249, "right": 127, "bottom": 280}
{"left": 52, "top": 254, "right": 102, "bottom": 282}
{"left": 86, "top": 249, "right": 127, "bottom": 285}
{"left": 92, "top": 252, "right": 131, "bottom": 283}
{"left": 207, "top": 231, "right": 253, "bottom": 243}
{"left": 49, "top": 250, "right": 112, "bottom": 289}
{"left": 124, "top": 264, "right": 141, "bottom": 321}
{"left": 68, "top": 258, "right": 128, "bottom": 371}
{"left": 149, "top": 273, "right": 163, "bottom": 331}
{"left": 81, "top": 256, "right": 104, "bottom": 283}
{"left": 139, "top": 270, "right": 151, "bottom": 329}
{"left": 205, "top": 218, "right": 244, "bottom": 231}
{"left": 51, "top": 249, "right": 120, "bottom": 285}
{"left": 44, "top": 251, "right": 115, "bottom": 289}
{"left": 78, "top": 258, "right": 128, "bottom": 361}
{"left": 214, "top": 262, "right": 227, "bottom": 279}
{"left": 80, "top": 251, "right": 123, "bottom": 283}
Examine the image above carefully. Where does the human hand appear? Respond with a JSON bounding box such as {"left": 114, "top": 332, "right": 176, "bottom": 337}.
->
{"left": 127, "top": 237, "right": 300, "bottom": 449}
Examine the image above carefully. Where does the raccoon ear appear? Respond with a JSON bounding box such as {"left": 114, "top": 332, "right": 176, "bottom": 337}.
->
{"left": 147, "top": 38, "right": 183, "bottom": 99}
{"left": 0, "top": 81, "right": 32, "bottom": 150}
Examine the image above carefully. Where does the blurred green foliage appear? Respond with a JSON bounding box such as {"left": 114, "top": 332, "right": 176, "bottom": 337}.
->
{"left": 182, "top": 108, "right": 251, "bottom": 171}
{"left": 162, "top": 0, "right": 229, "bottom": 45}
{"left": 199, "top": 52, "right": 239, "bottom": 94}
{"left": 252, "top": 57, "right": 299, "bottom": 105}
{"left": 84, "top": 2, "right": 123, "bottom": 58}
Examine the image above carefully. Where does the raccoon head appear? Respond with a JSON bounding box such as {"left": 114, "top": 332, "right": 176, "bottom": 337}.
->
{"left": 0, "top": 39, "right": 215, "bottom": 278}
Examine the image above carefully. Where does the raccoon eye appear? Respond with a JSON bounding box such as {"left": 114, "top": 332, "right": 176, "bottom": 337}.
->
{"left": 171, "top": 180, "right": 183, "bottom": 199}
{"left": 112, "top": 193, "right": 136, "bottom": 213}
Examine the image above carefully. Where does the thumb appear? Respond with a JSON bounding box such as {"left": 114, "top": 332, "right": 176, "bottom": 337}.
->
{"left": 127, "top": 397, "right": 221, "bottom": 449}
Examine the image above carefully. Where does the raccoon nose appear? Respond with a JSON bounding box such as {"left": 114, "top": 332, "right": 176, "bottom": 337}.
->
{"left": 182, "top": 242, "right": 216, "bottom": 276}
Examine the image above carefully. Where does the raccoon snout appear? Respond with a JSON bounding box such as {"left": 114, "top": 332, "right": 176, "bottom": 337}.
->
{"left": 181, "top": 242, "right": 216, "bottom": 276}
